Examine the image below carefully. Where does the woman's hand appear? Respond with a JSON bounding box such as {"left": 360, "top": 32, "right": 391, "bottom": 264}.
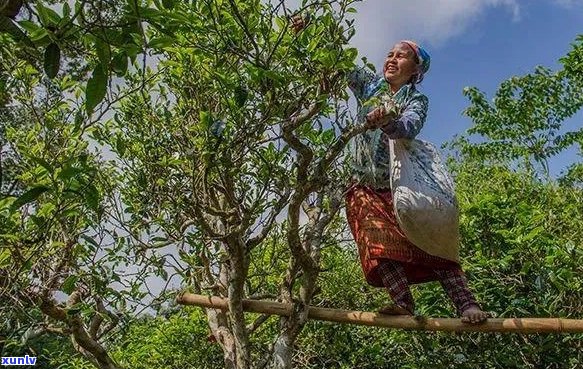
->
{"left": 365, "top": 107, "right": 392, "bottom": 129}
{"left": 290, "top": 14, "right": 306, "bottom": 33}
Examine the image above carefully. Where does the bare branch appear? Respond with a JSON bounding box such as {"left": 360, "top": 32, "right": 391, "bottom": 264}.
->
{"left": 36, "top": 292, "right": 121, "bottom": 369}
{"left": 246, "top": 314, "right": 271, "bottom": 334}
{"left": 246, "top": 188, "right": 291, "bottom": 249}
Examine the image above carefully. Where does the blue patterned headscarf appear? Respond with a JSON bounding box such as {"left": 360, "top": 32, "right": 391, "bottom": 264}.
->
{"left": 400, "top": 40, "right": 430, "bottom": 82}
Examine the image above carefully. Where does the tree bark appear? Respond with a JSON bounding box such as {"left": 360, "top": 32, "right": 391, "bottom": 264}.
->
{"left": 269, "top": 333, "right": 293, "bottom": 369}
{"left": 207, "top": 308, "right": 237, "bottom": 369}
{"left": 37, "top": 293, "right": 121, "bottom": 369}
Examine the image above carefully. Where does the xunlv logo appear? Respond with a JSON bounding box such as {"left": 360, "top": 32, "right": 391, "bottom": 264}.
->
{"left": 1, "top": 355, "right": 37, "bottom": 365}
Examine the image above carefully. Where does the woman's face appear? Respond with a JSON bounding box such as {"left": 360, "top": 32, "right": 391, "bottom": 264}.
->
{"left": 383, "top": 43, "right": 419, "bottom": 90}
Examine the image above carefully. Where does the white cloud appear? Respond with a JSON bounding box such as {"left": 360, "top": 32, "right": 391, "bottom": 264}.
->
{"left": 349, "top": 0, "right": 520, "bottom": 66}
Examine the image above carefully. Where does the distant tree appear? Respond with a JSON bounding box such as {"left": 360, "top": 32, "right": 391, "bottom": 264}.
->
{"left": 449, "top": 35, "right": 583, "bottom": 181}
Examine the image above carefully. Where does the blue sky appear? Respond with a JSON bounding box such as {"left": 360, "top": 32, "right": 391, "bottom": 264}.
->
{"left": 349, "top": 0, "right": 583, "bottom": 176}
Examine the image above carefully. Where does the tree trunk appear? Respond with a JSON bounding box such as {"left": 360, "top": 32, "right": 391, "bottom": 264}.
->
{"left": 269, "top": 333, "right": 293, "bottom": 369}
{"left": 227, "top": 237, "right": 252, "bottom": 369}
{"left": 37, "top": 295, "right": 121, "bottom": 369}
{"left": 267, "top": 306, "right": 310, "bottom": 369}
{"left": 207, "top": 308, "right": 237, "bottom": 369}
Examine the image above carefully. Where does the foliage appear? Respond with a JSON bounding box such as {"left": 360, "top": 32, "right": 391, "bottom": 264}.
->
{"left": 451, "top": 35, "right": 583, "bottom": 179}
{"left": 1, "top": 331, "right": 94, "bottom": 369}
{"left": 0, "top": 6, "right": 163, "bottom": 367}
{"left": 3, "top": 0, "right": 365, "bottom": 367}
{"left": 110, "top": 309, "right": 223, "bottom": 369}
{"left": 0, "top": 0, "right": 144, "bottom": 114}
{"left": 0, "top": 46, "right": 123, "bottom": 368}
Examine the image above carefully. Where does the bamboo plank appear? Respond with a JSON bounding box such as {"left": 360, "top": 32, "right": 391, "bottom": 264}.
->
{"left": 176, "top": 292, "right": 583, "bottom": 334}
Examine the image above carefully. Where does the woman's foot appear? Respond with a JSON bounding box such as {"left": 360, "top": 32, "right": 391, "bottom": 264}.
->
{"left": 378, "top": 304, "right": 413, "bottom": 316}
{"left": 461, "top": 305, "right": 490, "bottom": 324}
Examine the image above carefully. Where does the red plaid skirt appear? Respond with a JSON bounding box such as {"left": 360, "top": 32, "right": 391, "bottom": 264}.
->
{"left": 345, "top": 184, "right": 459, "bottom": 287}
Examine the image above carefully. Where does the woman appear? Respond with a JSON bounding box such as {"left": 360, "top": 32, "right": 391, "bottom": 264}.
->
{"left": 345, "top": 40, "right": 489, "bottom": 323}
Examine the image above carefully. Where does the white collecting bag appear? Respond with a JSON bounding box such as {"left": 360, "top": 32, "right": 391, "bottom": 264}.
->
{"left": 388, "top": 139, "right": 460, "bottom": 262}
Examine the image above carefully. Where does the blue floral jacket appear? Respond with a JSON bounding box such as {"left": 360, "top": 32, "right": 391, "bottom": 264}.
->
{"left": 348, "top": 67, "right": 429, "bottom": 189}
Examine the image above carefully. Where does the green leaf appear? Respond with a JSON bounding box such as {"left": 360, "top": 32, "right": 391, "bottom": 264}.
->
{"left": 234, "top": 85, "right": 248, "bottom": 108}
{"left": 80, "top": 234, "right": 100, "bottom": 250}
{"left": 321, "top": 128, "right": 335, "bottom": 145}
{"left": 344, "top": 47, "right": 358, "bottom": 63}
{"left": 116, "top": 137, "right": 126, "bottom": 157}
{"left": 36, "top": 202, "right": 55, "bottom": 218}
{"left": 86, "top": 63, "right": 107, "bottom": 115}
{"left": 62, "top": 275, "right": 78, "bottom": 294}
{"left": 137, "top": 7, "right": 163, "bottom": 20}
{"left": 104, "top": 29, "right": 125, "bottom": 47}
{"left": 112, "top": 51, "right": 128, "bottom": 76}
{"left": 162, "top": 0, "right": 175, "bottom": 9}
{"left": 30, "top": 156, "right": 54, "bottom": 174}
{"left": 95, "top": 37, "right": 111, "bottom": 72}
{"left": 199, "top": 111, "right": 211, "bottom": 129}
{"left": 0, "top": 249, "right": 11, "bottom": 268}
{"left": 18, "top": 20, "right": 41, "bottom": 34}
{"left": 0, "top": 16, "right": 34, "bottom": 47}
{"left": 29, "top": 28, "right": 49, "bottom": 44}
{"left": 36, "top": 3, "right": 61, "bottom": 26}
{"left": 361, "top": 56, "right": 376, "bottom": 73}
{"left": 148, "top": 35, "right": 175, "bottom": 50}
{"left": 58, "top": 166, "right": 84, "bottom": 181}
{"left": 10, "top": 186, "right": 50, "bottom": 212}
{"left": 522, "top": 226, "right": 544, "bottom": 242}
{"left": 44, "top": 43, "right": 60, "bottom": 78}
{"left": 0, "top": 197, "right": 16, "bottom": 212}
{"left": 275, "top": 16, "right": 286, "bottom": 30}
{"left": 85, "top": 184, "right": 100, "bottom": 212}
{"left": 62, "top": 2, "right": 71, "bottom": 20}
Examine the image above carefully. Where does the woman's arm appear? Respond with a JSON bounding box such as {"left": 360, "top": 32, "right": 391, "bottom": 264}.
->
{"left": 381, "top": 94, "right": 428, "bottom": 139}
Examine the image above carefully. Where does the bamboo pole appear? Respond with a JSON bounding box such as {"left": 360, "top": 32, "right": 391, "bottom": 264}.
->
{"left": 176, "top": 292, "right": 583, "bottom": 334}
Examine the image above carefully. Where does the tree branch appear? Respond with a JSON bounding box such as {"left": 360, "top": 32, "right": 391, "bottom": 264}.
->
{"left": 246, "top": 188, "right": 291, "bottom": 250}
{"left": 36, "top": 292, "right": 121, "bottom": 369}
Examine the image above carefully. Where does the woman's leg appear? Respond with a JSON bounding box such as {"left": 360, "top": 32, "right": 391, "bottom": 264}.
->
{"left": 376, "top": 259, "right": 414, "bottom": 315}
{"left": 433, "top": 267, "right": 489, "bottom": 323}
